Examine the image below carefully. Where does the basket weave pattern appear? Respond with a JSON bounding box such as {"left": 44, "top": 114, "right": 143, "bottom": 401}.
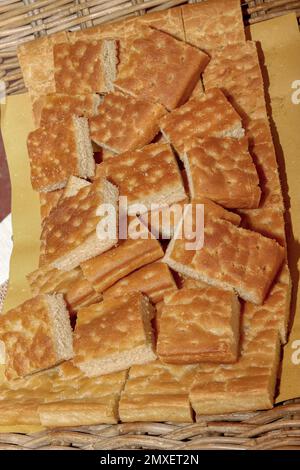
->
{"left": 0, "top": 0, "right": 299, "bottom": 95}
{"left": 1, "top": 0, "right": 300, "bottom": 451}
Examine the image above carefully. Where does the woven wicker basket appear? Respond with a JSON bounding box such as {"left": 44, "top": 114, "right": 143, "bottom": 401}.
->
{"left": 1, "top": 0, "right": 300, "bottom": 451}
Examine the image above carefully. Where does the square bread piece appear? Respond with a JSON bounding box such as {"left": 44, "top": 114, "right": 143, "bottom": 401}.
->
{"left": 0, "top": 362, "right": 127, "bottom": 427}
{"left": 0, "top": 294, "right": 73, "bottom": 380}
{"left": 119, "top": 361, "right": 198, "bottom": 422}
{"left": 90, "top": 91, "right": 166, "bottom": 155}
{"left": 34, "top": 93, "right": 100, "bottom": 127}
{"left": 40, "top": 177, "right": 119, "bottom": 271}
{"left": 183, "top": 136, "right": 261, "bottom": 209}
{"left": 203, "top": 42, "right": 267, "bottom": 122}
{"left": 27, "top": 265, "right": 101, "bottom": 313}
{"left": 96, "top": 143, "right": 186, "bottom": 213}
{"left": 164, "top": 206, "right": 285, "bottom": 305}
{"left": 182, "top": 0, "right": 245, "bottom": 54}
{"left": 114, "top": 27, "right": 210, "bottom": 110}
{"left": 54, "top": 39, "right": 117, "bottom": 94}
{"left": 81, "top": 225, "right": 164, "bottom": 294}
{"left": 157, "top": 285, "right": 240, "bottom": 364}
{"left": 27, "top": 116, "right": 95, "bottom": 192}
{"left": 190, "top": 280, "right": 284, "bottom": 415}
{"left": 103, "top": 262, "right": 177, "bottom": 304}
{"left": 160, "top": 88, "right": 244, "bottom": 157}
{"left": 73, "top": 293, "right": 156, "bottom": 377}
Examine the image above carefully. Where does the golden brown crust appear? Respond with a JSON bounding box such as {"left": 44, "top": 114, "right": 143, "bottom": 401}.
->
{"left": 192, "top": 198, "right": 241, "bottom": 226}
{"left": 73, "top": 293, "right": 156, "bottom": 376}
{"left": 90, "top": 91, "right": 166, "bottom": 154}
{"left": 40, "top": 178, "right": 118, "bottom": 270}
{"left": 27, "top": 116, "right": 93, "bottom": 192}
{"left": 182, "top": 0, "right": 245, "bottom": 54}
{"left": 184, "top": 137, "right": 261, "bottom": 209}
{"left": 104, "top": 262, "right": 176, "bottom": 304}
{"left": 0, "top": 362, "right": 127, "bottom": 426}
{"left": 190, "top": 280, "right": 284, "bottom": 415}
{"left": 160, "top": 88, "right": 244, "bottom": 156}
{"left": 157, "top": 286, "right": 240, "bottom": 364}
{"left": 119, "top": 361, "right": 197, "bottom": 422}
{"left": 36, "top": 94, "right": 99, "bottom": 127}
{"left": 39, "top": 190, "right": 63, "bottom": 223}
{"left": 203, "top": 42, "right": 267, "bottom": 121}
{"left": 0, "top": 295, "right": 67, "bottom": 380}
{"left": 164, "top": 208, "right": 285, "bottom": 305}
{"left": 96, "top": 143, "right": 186, "bottom": 211}
{"left": 53, "top": 40, "right": 114, "bottom": 94}
{"left": 81, "top": 229, "right": 163, "bottom": 294}
{"left": 115, "top": 28, "right": 209, "bottom": 110}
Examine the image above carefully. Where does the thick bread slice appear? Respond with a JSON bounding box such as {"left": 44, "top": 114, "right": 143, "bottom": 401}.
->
{"left": 96, "top": 143, "right": 186, "bottom": 213}
{"left": 0, "top": 294, "right": 73, "bottom": 380}
{"left": 27, "top": 116, "right": 94, "bottom": 192}
{"left": 73, "top": 293, "right": 156, "bottom": 377}
{"left": 119, "top": 361, "right": 197, "bottom": 422}
{"left": 81, "top": 229, "right": 164, "bottom": 294}
{"left": 41, "top": 177, "right": 119, "bottom": 271}
{"left": 183, "top": 136, "right": 261, "bottom": 209}
{"left": 160, "top": 88, "right": 244, "bottom": 157}
{"left": 115, "top": 27, "right": 209, "bottom": 110}
{"left": 103, "top": 262, "right": 177, "bottom": 304}
{"left": 163, "top": 204, "right": 285, "bottom": 305}
{"left": 157, "top": 286, "right": 240, "bottom": 364}
{"left": 90, "top": 91, "right": 166, "bottom": 154}
{"left": 53, "top": 39, "right": 118, "bottom": 94}
{"left": 182, "top": 0, "right": 245, "bottom": 54}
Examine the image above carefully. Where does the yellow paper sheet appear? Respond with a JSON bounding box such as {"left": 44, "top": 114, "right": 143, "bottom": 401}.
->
{"left": 249, "top": 14, "right": 300, "bottom": 403}
{"left": 0, "top": 14, "right": 299, "bottom": 435}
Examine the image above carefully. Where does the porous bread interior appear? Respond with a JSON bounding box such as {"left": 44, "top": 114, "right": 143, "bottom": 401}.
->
{"left": 0, "top": 340, "right": 5, "bottom": 364}
{"left": 62, "top": 176, "right": 91, "bottom": 199}
{"left": 73, "top": 116, "right": 95, "bottom": 179}
{"left": 92, "top": 94, "right": 102, "bottom": 114}
{"left": 46, "top": 293, "right": 74, "bottom": 362}
{"left": 102, "top": 39, "right": 118, "bottom": 93}
{"left": 77, "top": 296, "right": 156, "bottom": 377}
{"left": 222, "top": 125, "right": 245, "bottom": 140}
{"left": 52, "top": 179, "right": 119, "bottom": 271}
{"left": 181, "top": 152, "right": 195, "bottom": 198}
{"left": 230, "top": 293, "right": 240, "bottom": 359}
{"left": 40, "top": 180, "right": 66, "bottom": 193}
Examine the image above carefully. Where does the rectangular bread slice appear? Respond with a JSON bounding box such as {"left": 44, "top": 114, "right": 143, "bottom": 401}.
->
{"left": 163, "top": 203, "right": 285, "bottom": 305}
{"left": 160, "top": 88, "right": 244, "bottom": 157}
{"left": 157, "top": 286, "right": 240, "bottom": 364}
{"left": 0, "top": 294, "right": 73, "bottom": 380}
{"left": 53, "top": 39, "right": 118, "bottom": 94}
{"left": 27, "top": 115, "right": 94, "bottom": 192}
{"left": 40, "top": 177, "right": 119, "bottom": 271}
{"left": 73, "top": 293, "right": 156, "bottom": 377}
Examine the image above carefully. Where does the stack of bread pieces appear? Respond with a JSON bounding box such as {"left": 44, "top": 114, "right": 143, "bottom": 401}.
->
{"left": 0, "top": 0, "right": 290, "bottom": 427}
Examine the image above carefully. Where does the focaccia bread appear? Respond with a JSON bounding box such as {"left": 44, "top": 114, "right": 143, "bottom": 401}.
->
{"left": 119, "top": 361, "right": 198, "bottom": 422}
{"left": 104, "top": 262, "right": 177, "bottom": 304}
{"left": 203, "top": 41, "right": 267, "bottom": 121}
{"left": 40, "top": 190, "right": 63, "bottom": 223}
{"left": 73, "top": 293, "right": 156, "bottom": 377}
{"left": 190, "top": 279, "right": 286, "bottom": 415}
{"left": 0, "top": 294, "right": 73, "bottom": 380}
{"left": 115, "top": 27, "right": 210, "bottom": 110}
{"left": 164, "top": 205, "right": 285, "bottom": 305}
{"left": 90, "top": 91, "right": 166, "bottom": 154}
{"left": 182, "top": 136, "right": 261, "bottom": 209}
{"left": 54, "top": 39, "right": 118, "bottom": 94}
{"left": 182, "top": 0, "right": 245, "bottom": 54}
{"left": 81, "top": 223, "right": 163, "bottom": 294}
{"left": 160, "top": 88, "right": 244, "bottom": 157}
{"left": 157, "top": 286, "right": 240, "bottom": 364}
{"left": 27, "top": 116, "right": 94, "bottom": 192}
{"left": 96, "top": 143, "right": 186, "bottom": 213}
{"left": 27, "top": 264, "right": 101, "bottom": 313}
{"left": 0, "top": 362, "right": 127, "bottom": 427}
{"left": 34, "top": 93, "right": 100, "bottom": 127}
{"left": 40, "top": 177, "right": 119, "bottom": 271}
